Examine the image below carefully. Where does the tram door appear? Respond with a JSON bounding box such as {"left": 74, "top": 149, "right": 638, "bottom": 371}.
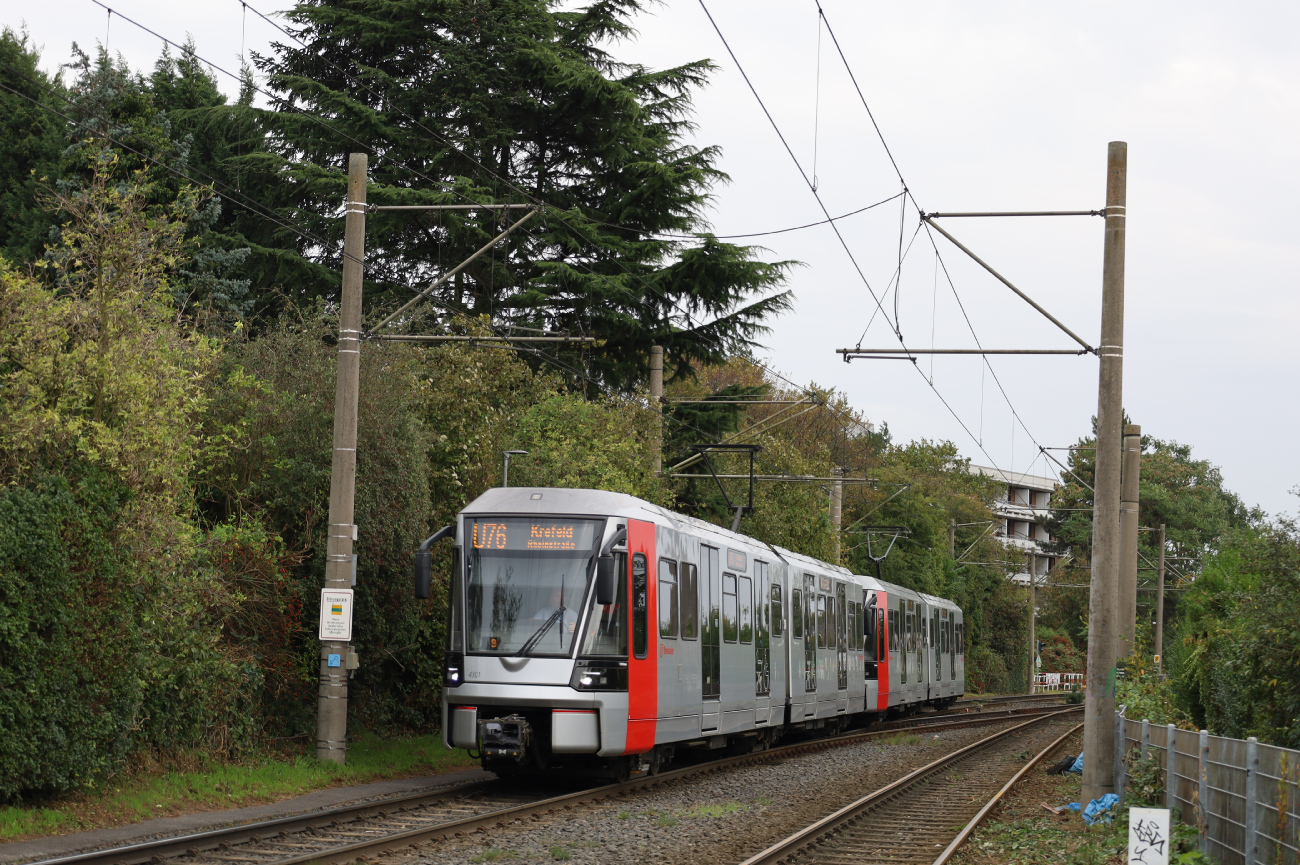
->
{"left": 789, "top": 577, "right": 804, "bottom": 719}
{"left": 803, "top": 573, "right": 816, "bottom": 717}
{"left": 700, "top": 545, "right": 721, "bottom": 731}
{"left": 932, "top": 609, "right": 941, "bottom": 690}
{"left": 754, "top": 561, "right": 771, "bottom": 722}
{"left": 835, "top": 582, "right": 848, "bottom": 712}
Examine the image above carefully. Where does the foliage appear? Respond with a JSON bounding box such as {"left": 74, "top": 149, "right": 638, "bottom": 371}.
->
{"left": 243, "top": 0, "right": 793, "bottom": 386}
{"left": 201, "top": 317, "right": 434, "bottom": 731}
{"left": 507, "top": 391, "right": 670, "bottom": 504}
{"left": 1124, "top": 746, "right": 1165, "bottom": 808}
{"left": 0, "top": 28, "right": 64, "bottom": 264}
{"left": 1117, "top": 635, "right": 1193, "bottom": 729}
{"left": 1171, "top": 518, "right": 1300, "bottom": 746}
{"left": 1038, "top": 627, "right": 1086, "bottom": 674}
{"left": 0, "top": 163, "right": 259, "bottom": 798}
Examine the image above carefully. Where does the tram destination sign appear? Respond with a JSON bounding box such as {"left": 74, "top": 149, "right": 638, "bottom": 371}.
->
{"left": 470, "top": 518, "right": 600, "bottom": 552}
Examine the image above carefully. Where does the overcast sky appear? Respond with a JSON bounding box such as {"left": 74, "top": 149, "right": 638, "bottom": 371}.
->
{"left": 13, "top": 0, "right": 1300, "bottom": 517}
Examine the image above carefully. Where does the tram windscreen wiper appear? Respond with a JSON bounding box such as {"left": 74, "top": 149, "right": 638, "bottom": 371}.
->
{"left": 518, "top": 604, "right": 566, "bottom": 656}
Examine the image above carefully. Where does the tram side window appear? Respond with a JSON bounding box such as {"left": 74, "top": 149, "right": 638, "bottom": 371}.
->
{"left": 816, "top": 595, "right": 828, "bottom": 649}
{"left": 772, "top": 584, "right": 784, "bottom": 636}
{"left": 791, "top": 588, "right": 803, "bottom": 638}
{"left": 722, "top": 573, "right": 738, "bottom": 643}
{"left": 658, "top": 560, "right": 678, "bottom": 638}
{"left": 887, "top": 609, "right": 897, "bottom": 651}
{"left": 739, "top": 575, "right": 753, "bottom": 643}
{"left": 864, "top": 600, "right": 877, "bottom": 661}
{"left": 632, "top": 552, "right": 649, "bottom": 660}
{"left": 679, "top": 563, "right": 698, "bottom": 639}
{"left": 854, "top": 601, "right": 862, "bottom": 651}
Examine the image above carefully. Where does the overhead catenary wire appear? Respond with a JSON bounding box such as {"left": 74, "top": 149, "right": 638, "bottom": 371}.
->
{"left": 697, "top": 1, "right": 1055, "bottom": 485}
{"left": 694, "top": 0, "right": 898, "bottom": 340}
{"left": 810, "top": 2, "right": 1076, "bottom": 484}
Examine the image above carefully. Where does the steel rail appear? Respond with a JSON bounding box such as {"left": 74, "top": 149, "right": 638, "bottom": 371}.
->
{"left": 932, "top": 721, "right": 1083, "bottom": 864}
{"left": 24, "top": 709, "right": 1073, "bottom": 865}
{"left": 737, "top": 707, "right": 1083, "bottom": 865}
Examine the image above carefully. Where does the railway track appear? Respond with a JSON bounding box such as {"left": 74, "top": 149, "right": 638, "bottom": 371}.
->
{"left": 24, "top": 706, "right": 1076, "bottom": 865}
{"left": 739, "top": 709, "right": 1082, "bottom": 865}
{"left": 953, "top": 693, "right": 1070, "bottom": 707}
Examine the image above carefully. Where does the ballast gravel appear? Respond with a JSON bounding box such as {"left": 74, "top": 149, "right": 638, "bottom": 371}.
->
{"left": 396, "top": 719, "right": 1047, "bottom": 865}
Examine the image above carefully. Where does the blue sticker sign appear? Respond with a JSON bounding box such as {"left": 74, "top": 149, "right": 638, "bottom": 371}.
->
{"left": 327, "top": 653, "right": 342, "bottom": 667}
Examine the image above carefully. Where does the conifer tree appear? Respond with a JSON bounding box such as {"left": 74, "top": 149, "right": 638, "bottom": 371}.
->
{"left": 0, "top": 29, "right": 65, "bottom": 263}
{"left": 253, "top": 0, "right": 793, "bottom": 387}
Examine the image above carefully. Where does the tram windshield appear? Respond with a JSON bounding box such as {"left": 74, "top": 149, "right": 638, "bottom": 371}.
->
{"left": 465, "top": 517, "right": 603, "bottom": 656}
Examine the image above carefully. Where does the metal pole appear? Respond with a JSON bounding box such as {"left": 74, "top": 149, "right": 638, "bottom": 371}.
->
{"left": 1083, "top": 141, "right": 1127, "bottom": 804}
{"left": 1118, "top": 424, "right": 1142, "bottom": 657}
{"left": 1198, "top": 729, "right": 1210, "bottom": 855}
{"left": 317, "top": 153, "right": 368, "bottom": 764}
{"left": 1165, "top": 723, "right": 1177, "bottom": 811}
{"left": 1028, "top": 553, "right": 1037, "bottom": 693}
{"left": 650, "top": 345, "right": 664, "bottom": 475}
{"left": 1156, "top": 523, "right": 1167, "bottom": 674}
{"left": 948, "top": 519, "right": 956, "bottom": 558}
{"left": 1245, "top": 736, "right": 1258, "bottom": 865}
{"left": 830, "top": 467, "right": 843, "bottom": 565}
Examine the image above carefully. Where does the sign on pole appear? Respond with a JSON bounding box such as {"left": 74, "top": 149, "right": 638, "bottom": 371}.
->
{"left": 1128, "top": 807, "right": 1170, "bottom": 865}
{"left": 319, "top": 588, "right": 355, "bottom": 641}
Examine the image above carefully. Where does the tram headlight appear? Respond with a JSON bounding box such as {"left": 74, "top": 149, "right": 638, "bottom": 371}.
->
{"left": 444, "top": 651, "right": 464, "bottom": 687}
{"left": 570, "top": 659, "right": 628, "bottom": 691}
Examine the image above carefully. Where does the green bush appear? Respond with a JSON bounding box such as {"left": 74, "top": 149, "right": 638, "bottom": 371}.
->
{"left": 0, "top": 473, "right": 139, "bottom": 798}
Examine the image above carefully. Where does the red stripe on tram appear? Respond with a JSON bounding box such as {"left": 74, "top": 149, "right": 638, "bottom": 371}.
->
{"left": 624, "top": 518, "right": 657, "bottom": 754}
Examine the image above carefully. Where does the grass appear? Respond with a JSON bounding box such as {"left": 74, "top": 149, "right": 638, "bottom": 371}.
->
{"left": 0, "top": 730, "right": 476, "bottom": 843}
{"left": 951, "top": 764, "right": 1212, "bottom": 864}
{"left": 469, "top": 850, "right": 516, "bottom": 863}
{"left": 656, "top": 815, "right": 678, "bottom": 827}
{"left": 878, "top": 732, "right": 923, "bottom": 746}
{"left": 549, "top": 846, "right": 572, "bottom": 861}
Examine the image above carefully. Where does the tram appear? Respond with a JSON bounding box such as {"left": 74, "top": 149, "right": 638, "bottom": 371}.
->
{"left": 414, "top": 487, "right": 965, "bottom": 777}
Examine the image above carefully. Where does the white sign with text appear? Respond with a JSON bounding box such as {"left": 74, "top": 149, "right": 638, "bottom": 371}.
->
{"left": 319, "top": 588, "right": 354, "bottom": 641}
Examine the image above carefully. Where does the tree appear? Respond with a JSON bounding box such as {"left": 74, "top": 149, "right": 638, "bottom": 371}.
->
{"left": 0, "top": 28, "right": 66, "bottom": 264}
{"left": 1045, "top": 425, "right": 1254, "bottom": 575}
{"left": 249, "top": 0, "right": 793, "bottom": 387}
{"left": 0, "top": 156, "right": 259, "bottom": 796}
{"left": 1172, "top": 518, "right": 1300, "bottom": 746}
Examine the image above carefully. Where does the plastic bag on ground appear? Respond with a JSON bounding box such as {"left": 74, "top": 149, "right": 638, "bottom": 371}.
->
{"left": 1082, "top": 793, "right": 1120, "bottom": 824}
{"left": 1069, "top": 752, "right": 1084, "bottom": 773}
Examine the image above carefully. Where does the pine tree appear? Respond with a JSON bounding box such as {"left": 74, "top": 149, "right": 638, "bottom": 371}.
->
{"left": 252, "top": 0, "right": 793, "bottom": 387}
{"left": 0, "top": 28, "right": 66, "bottom": 263}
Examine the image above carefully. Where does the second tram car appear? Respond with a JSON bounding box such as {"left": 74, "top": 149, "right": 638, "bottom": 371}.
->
{"left": 418, "top": 487, "right": 966, "bottom": 777}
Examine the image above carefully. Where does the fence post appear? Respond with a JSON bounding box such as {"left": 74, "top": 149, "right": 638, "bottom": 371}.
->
{"left": 1166, "top": 723, "right": 1177, "bottom": 812}
{"left": 1199, "top": 729, "right": 1210, "bottom": 856}
{"left": 1245, "top": 736, "right": 1258, "bottom": 865}
{"left": 1142, "top": 718, "right": 1150, "bottom": 761}
{"left": 1116, "top": 711, "right": 1127, "bottom": 795}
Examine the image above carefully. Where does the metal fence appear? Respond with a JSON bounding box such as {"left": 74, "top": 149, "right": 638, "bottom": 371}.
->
{"left": 1032, "top": 672, "right": 1085, "bottom": 693}
{"left": 1115, "top": 712, "right": 1300, "bottom": 865}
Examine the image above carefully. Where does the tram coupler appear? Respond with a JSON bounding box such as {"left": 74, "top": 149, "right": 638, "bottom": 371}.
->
{"left": 479, "top": 714, "right": 531, "bottom": 761}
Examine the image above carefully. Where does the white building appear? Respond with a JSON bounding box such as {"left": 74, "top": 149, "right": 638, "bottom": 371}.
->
{"left": 968, "top": 465, "right": 1063, "bottom": 585}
